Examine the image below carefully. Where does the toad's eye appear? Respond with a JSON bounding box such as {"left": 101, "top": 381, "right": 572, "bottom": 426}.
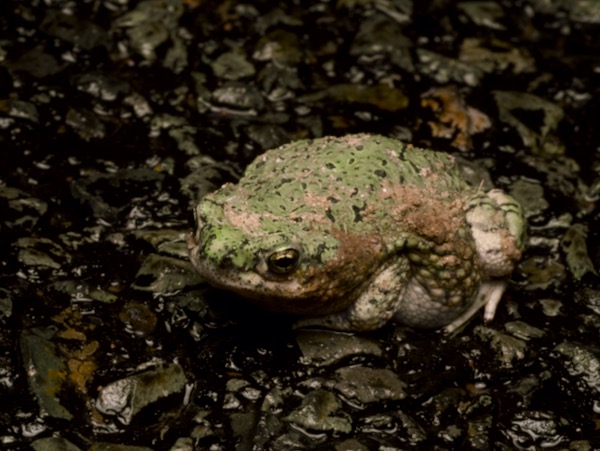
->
{"left": 267, "top": 248, "right": 300, "bottom": 275}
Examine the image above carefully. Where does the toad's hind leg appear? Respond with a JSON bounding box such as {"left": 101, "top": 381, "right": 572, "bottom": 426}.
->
{"left": 442, "top": 280, "right": 506, "bottom": 334}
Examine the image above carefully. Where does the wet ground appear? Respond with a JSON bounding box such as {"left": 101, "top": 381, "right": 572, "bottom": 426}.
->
{"left": 1, "top": 0, "right": 600, "bottom": 450}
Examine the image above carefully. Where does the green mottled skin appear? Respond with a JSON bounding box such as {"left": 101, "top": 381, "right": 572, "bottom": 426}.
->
{"left": 189, "top": 134, "right": 525, "bottom": 331}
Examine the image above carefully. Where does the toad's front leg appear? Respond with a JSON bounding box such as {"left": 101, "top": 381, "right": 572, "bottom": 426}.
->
{"left": 294, "top": 259, "right": 411, "bottom": 332}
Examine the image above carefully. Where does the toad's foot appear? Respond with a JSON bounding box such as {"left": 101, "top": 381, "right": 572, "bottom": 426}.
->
{"left": 442, "top": 280, "right": 507, "bottom": 334}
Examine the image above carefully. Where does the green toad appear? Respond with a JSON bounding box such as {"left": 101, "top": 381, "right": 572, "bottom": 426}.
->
{"left": 189, "top": 134, "right": 525, "bottom": 332}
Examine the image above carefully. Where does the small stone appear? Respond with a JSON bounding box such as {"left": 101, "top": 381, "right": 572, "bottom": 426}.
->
{"left": 285, "top": 390, "right": 352, "bottom": 433}
{"left": 119, "top": 301, "right": 157, "bottom": 335}
{"left": 31, "top": 437, "right": 82, "bottom": 451}
{"left": 132, "top": 254, "right": 203, "bottom": 294}
{"left": 474, "top": 326, "right": 527, "bottom": 368}
{"left": 295, "top": 330, "right": 382, "bottom": 366}
{"left": 326, "top": 365, "right": 407, "bottom": 404}
{"left": 212, "top": 48, "right": 256, "bottom": 80}
{"left": 95, "top": 363, "right": 188, "bottom": 425}
{"left": 504, "top": 321, "right": 545, "bottom": 341}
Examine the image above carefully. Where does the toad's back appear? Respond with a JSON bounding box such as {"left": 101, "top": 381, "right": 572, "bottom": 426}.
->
{"left": 234, "top": 134, "right": 471, "bottom": 240}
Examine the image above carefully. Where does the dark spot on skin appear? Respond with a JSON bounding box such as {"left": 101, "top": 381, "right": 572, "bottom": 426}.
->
{"left": 326, "top": 208, "right": 335, "bottom": 222}
{"left": 374, "top": 169, "right": 387, "bottom": 178}
{"left": 275, "top": 177, "right": 294, "bottom": 188}
{"left": 315, "top": 242, "right": 328, "bottom": 262}
{"left": 221, "top": 251, "right": 236, "bottom": 268}
{"left": 328, "top": 196, "right": 339, "bottom": 203}
{"left": 352, "top": 204, "right": 365, "bottom": 222}
{"left": 219, "top": 238, "right": 252, "bottom": 268}
{"left": 407, "top": 160, "right": 421, "bottom": 174}
{"left": 326, "top": 162, "right": 335, "bottom": 169}
{"left": 355, "top": 145, "right": 364, "bottom": 151}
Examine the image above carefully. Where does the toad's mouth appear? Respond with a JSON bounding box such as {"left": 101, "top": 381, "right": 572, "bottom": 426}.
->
{"left": 187, "top": 233, "right": 355, "bottom": 316}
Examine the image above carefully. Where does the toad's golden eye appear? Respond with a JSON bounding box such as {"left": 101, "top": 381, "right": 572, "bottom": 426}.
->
{"left": 267, "top": 248, "right": 300, "bottom": 275}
